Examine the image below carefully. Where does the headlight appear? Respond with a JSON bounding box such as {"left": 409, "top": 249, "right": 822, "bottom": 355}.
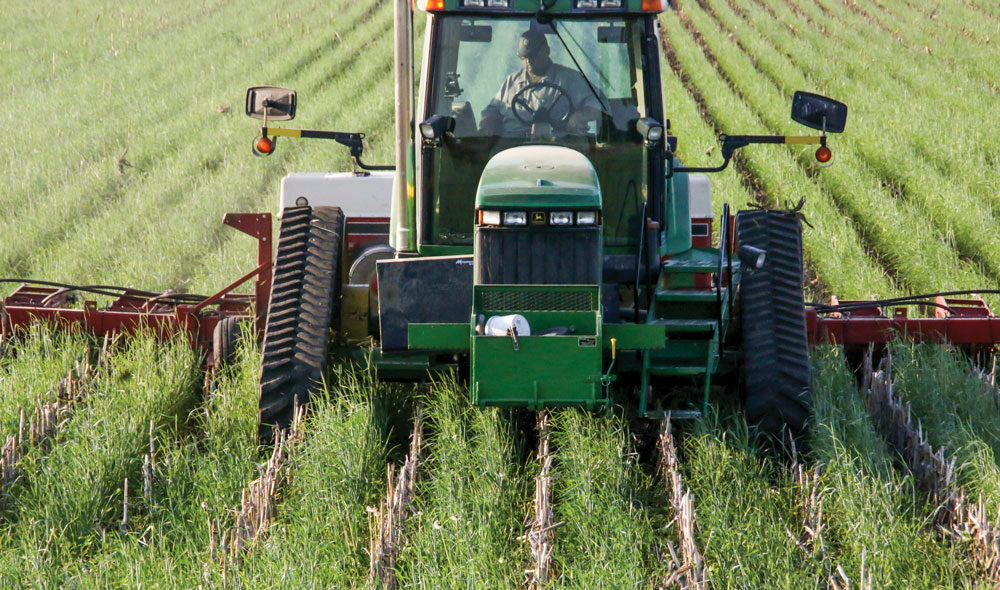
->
{"left": 549, "top": 211, "right": 573, "bottom": 226}
{"left": 486, "top": 0, "right": 509, "bottom": 6}
{"left": 463, "top": 0, "right": 485, "bottom": 5}
{"left": 576, "top": 211, "right": 599, "bottom": 225}
{"left": 480, "top": 210, "right": 501, "bottom": 226}
{"left": 503, "top": 211, "right": 527, "bottom": 226}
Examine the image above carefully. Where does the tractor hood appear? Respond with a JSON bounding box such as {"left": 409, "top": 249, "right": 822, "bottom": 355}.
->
{"left": 475, "top": 145, "right": 602, "bottom": 210}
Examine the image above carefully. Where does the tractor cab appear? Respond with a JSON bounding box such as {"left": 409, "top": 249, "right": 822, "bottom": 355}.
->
{"left": 415, "top": 9, "right": 667, "bottom": 258}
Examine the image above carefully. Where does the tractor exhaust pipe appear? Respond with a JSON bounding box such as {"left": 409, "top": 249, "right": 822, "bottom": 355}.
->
{"left": 391, "top": 0, "right": 415, "bottom": 253}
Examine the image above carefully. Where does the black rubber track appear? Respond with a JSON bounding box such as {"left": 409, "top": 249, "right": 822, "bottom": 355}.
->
{"left": 258, "top": 206, "right": 344, "bottom": 444}
{"left": 736, "top": 209, "right": 813, "bottom": 437}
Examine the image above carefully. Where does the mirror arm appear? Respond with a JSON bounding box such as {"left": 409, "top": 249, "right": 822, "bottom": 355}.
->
{"left": 667, "top": 134, "right": 818, "bottom": 178}
{"left": 260, "top": 127, "right": 395, "bottom": 171}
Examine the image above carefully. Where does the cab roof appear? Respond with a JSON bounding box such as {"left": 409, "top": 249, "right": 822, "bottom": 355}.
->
{"left": 415, "top": 0, "right": 667, "bottom": 16}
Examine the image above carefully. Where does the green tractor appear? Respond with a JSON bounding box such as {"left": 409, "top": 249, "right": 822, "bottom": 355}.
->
{"left": 245, "top": 0, "right": 847, "bottom": 443}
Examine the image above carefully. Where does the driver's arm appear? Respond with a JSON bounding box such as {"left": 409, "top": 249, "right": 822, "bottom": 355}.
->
{"left": 480, "top": 99, "right": 504, "bottom": 135}
{"left": 562, "top": 71, "right": 605, "bottom": 132}
{"left": 568, "top": 105, "right": 602, "bottom": 131}
{"left": 480, "top": 75, "right": 517, "bottom": 134}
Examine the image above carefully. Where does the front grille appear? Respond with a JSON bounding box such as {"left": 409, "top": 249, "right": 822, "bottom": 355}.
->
{"left": 479, "top": 289, "right": 594, "bottom": 312}
{"left": 475, "top": 226, "right": 601, "bottom": 285}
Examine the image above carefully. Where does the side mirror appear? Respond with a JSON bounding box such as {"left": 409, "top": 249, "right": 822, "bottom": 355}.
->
{"left": 791, "top": 91, "right": 847, "bottom": 133}
{"left": 245, "top": 86, "right": 296, "bottom": 121}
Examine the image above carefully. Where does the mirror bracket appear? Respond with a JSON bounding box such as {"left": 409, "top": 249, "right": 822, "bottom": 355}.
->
{"left": 258, "top": 127, "right": 394, "bottom": 171}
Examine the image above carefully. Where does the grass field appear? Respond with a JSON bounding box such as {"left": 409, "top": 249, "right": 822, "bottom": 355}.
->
{"left": 1, "top": 0, "right": 999, "bottom": 587}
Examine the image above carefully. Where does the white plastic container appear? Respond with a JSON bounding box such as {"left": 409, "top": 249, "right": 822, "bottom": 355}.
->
{"left": 484, "top": 314, "right": 531, "bottom": 337}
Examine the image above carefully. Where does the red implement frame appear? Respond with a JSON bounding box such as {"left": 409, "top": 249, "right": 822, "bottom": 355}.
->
{"left": 808, "top": 296, "right": 1000, "bottom": 357}
{"left": 0, "top": 213, "right": 272, "bottom": 368}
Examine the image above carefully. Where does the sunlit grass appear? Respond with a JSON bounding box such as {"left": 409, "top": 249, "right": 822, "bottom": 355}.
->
{"left": 0, "top": 325, "right": 89, "bottom": 433}
{"left": 890, "top": 342, "right": 1000, "bottom": 518}
{"left": 0, "top": 334, "right": 200, "bottom": 582}
{"left": 396, "top": 378, "right": 527, "bottom": 588}
{"left": 549, "top": 408, "right": 670, "bottom": 588}
{"left": 810, "top": 346, "right": 975, "bottom": 587}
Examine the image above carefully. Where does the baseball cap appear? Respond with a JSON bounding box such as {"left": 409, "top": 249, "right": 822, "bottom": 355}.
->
{"left": 517, "top": 30, "right": 549, "bottom": 58}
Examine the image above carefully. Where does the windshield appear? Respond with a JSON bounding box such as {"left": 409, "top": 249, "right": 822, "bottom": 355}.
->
{"left": 423, "top": 15, "right": 651, "bottom": 247}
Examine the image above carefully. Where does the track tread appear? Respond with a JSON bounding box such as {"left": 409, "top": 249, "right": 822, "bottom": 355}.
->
{"left": 258, "top": 206, "right": 344, "bottom": 443}
{"left": 736, "top": 209, "right": 813, "bottom": 436}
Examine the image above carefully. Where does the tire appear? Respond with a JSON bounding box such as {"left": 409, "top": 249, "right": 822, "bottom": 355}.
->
{"left": 735, "top": 209, "right": 813, "bottom": 437}
{"left": 213, "top": 316, "right": 245, "bottom": 369}
{"left": 258, "top": 206, "right": 344, "bottom": 444}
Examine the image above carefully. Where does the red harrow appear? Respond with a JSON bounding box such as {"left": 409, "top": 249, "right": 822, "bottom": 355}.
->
{"left": 808, "top": 294, "right": 1000, "bottom": 364}
{"left": 0, "top": 213, "right": 272, "bottom": 369}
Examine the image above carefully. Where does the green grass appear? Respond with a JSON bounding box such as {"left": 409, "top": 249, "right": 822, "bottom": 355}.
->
{"left": 549, "top": 409, "right": 670, "bottom": 588}
{"left": 664, "top": 4, "right": 998, "bottom": 303}
{"left": 889, "top": 342, "right": 1000, "bottom": 517}
{"left": 0, "top": 325, "right": 89, "bottom": 433}
{"left": 661, "top": 10, "right": 896, "bottom": 300}
{"left": 24, "top": 328, "right": 262, "bottom": 588}
{"left": 395, "top": 378, "right": 528, "bottom": 588}
{"left": 0, "top": 334, "right": 200, "bottom": 583}
{"left": 231, "top": 366, "right": 390, "bottom": 588}
{"left": 0, "top": 0, "right": 395, "bottom": 296}
{"left": 704, "top": 0, "right": 1000, "bottom": 284}
{"left": 809, "top": 346, "right": 975, "bottom": 587}
{"left": 681, "top": 412, "right": 821, "bottom": 588}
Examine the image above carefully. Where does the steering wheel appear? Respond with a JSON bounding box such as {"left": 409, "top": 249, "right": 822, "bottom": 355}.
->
{"left": 510, "top": 82, "right": 575, "bottom": 128}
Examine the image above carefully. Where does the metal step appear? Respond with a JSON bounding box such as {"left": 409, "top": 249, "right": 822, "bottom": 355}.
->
{"left": 650, "top": 318, "right": 717, "bottom": 333}
{"left": 660, "top": 248, "right": 719, "bottom": 274}
{"left": 655, "top": 288, "right": 726, "bottom": 303}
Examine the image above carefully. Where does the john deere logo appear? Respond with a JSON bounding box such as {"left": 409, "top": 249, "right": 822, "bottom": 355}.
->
{"left": 531, "top": 211, "right": 546, "bottom": 225}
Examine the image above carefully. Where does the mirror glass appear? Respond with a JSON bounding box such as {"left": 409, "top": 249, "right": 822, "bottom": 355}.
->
{"left": 245, "top": 86, "right": 297, "bottom": 121}
{"left": 791, "top": 91, "right": 847, "bottom": 133}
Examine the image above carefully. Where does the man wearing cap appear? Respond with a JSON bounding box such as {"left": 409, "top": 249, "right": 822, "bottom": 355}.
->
{"left": 480, "top": 30, "right": 603, "bottom": 136}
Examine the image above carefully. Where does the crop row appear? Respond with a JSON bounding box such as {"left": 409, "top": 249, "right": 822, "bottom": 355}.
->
{"left": 0, "top": 0, "right": 396, "bottom": 298}
{"left": 663, "top": 3, "right": 1000, "bottom": 306}
{"left": 703, "top": 0, "right": 1000, "bottom": 285}
{"left": 660, "top": 11, "right": 894, "bottom": 299}
{"left": 1, "top": 324, "right": 997, "bottom": 588}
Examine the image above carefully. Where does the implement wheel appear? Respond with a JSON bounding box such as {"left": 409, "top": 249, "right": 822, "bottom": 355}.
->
{"left": 213, "top": 316, "right": 245, "bottom": 369}
{"left": 735, "top": 209, "right": 813, "bottom": 438}
{"left": 258, "top": 206, "right": 344, "bottom": 444}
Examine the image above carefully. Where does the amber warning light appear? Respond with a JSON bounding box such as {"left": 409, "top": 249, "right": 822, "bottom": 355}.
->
{"left": 815, "top": 145, "right": 832, "bottom": 163}
{"left": 254, "top": 135, "right": 275, "bottom": 157}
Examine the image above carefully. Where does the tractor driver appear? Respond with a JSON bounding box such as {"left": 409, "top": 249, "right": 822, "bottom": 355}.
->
{"left": 479, "top": 30, "right": 603, "bottom": 136}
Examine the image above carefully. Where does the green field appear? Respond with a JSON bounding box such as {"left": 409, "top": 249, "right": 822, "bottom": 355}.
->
{"left": 1, "top": 0, "right": 999, "bottom": 587}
